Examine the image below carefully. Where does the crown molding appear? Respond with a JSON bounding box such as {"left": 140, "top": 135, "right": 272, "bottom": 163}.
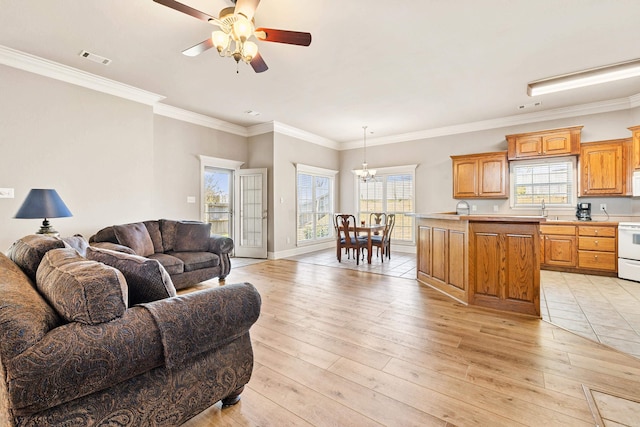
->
{"left": 248, "top": 121, "right": 341, "bottom": 150}
{"left": 0, "top": 45, "right": 165, "bottom": 105}
{"left": 340, "top": 95, "right": 638, "bottom": 150}
{"left": 153, "top": 103, "right": 247, "bottom": 136}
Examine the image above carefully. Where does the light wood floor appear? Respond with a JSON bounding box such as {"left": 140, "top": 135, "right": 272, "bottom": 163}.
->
{"left": 182, "top": 260, "right": 640, "bottom": 426}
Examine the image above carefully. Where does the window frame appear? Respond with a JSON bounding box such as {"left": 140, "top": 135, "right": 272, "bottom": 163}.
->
{"left": 296, "top": 163, "right": 338, "bottom": 246}
{"left": 354, "top": 164, "right": 417, "bottom": 244}
{"left": 509, "top": 156, "right": 577, "bottom": 210}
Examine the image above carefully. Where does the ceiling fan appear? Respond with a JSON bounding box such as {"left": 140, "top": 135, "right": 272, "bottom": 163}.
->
{"left": 153, "top": 0, "right": 312, "bottom": 73}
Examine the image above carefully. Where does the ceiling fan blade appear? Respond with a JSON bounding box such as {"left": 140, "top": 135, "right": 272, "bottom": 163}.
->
{"left": 153, "top": 0, "right": 216, "bottom": 23}
{"left": 250, "top": 52, "right": 268, "bottom": 73}
{"left": 182, "top": 38, "right": 214, "bottom": 57}
{"left": 234, "top": 0, "right": 260, "bottom": 20}
{"left": 255, "top": 28, "right": 312, "bottom": 46}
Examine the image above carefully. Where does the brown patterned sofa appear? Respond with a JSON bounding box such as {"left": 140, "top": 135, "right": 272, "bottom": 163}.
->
{"left": 89, "top": 219, "right": 233, "bottom": 290}
{"left": 0, "top": 235, "right": 261, "bottom": 426}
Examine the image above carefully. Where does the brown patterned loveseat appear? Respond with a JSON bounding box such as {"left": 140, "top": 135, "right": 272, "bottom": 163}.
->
{"left": 89, "top": 219, "right": 233, "bottom": 290}
{"left": 0, "top": 235, "right": 261, "bottom": 426}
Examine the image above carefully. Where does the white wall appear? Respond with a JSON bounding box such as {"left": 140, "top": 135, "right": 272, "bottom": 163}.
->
{"left": 0, "top": 65, "right": 154, "bottom": 251}
{"left": 153, "top": 115, "right": 248, "bottom": 220}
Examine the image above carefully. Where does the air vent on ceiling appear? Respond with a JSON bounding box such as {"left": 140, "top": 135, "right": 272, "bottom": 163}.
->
{"left": 79, "top": 50, "right": 112, "bottom": 65}
{"left": 518, "top": 101, "right": 542, "bottom": 110}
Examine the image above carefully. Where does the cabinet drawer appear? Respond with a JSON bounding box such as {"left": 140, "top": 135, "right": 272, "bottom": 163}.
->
{"left": 578, "top": 251, "right": 617, "bottom": 271}
{"left": 578, "top": 226, "right": 616, "bottom": 237}
{"left": 540, "top": 225, "right": 576, "bottom": 236}
{"left": 578, "top": 237, "right": 616, "bottom": 252}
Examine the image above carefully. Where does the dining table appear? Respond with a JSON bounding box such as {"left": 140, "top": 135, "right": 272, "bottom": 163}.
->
{"left": 355, "top": 223, "right": 386, "bottom": 264}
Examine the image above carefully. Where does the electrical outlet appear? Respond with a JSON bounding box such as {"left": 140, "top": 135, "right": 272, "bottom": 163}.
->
{"left": 472, "top": 205, "right": 477, "bottom": 212}
{"left": 493, "top": 205, "right": 499, "bottom": 212}
{"left": 600, "top": 203, "right": 607, "bottom": 211}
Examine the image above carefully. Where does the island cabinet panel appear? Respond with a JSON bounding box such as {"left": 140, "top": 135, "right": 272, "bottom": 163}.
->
{"left": 431, "top": 227, "right": 448, "bottom": 283}
{"left": 416, "top": 219, "right": 468, "bottom": 303}
{"left": 468, "top": 222, "right": 540, "bottom": 317}
{"left": 417, "top": 225, "right": 432, "bottom": 277}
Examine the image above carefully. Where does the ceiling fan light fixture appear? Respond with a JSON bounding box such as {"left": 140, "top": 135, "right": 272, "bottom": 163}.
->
{"left": 527, "top": 58, "right": 640, "bottom": 96}
{"left": 232, "top": 15, "right": 253, "bottom": 41}
{"left": 212, "top": 30, "right": 229, "bottom": 52}
{"left": 242, "top": 41, "right": 258, "bottom": 61}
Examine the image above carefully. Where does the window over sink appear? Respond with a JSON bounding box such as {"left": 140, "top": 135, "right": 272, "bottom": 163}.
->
{"left": 510, "top": 157, "right": 577, "bottom": 209}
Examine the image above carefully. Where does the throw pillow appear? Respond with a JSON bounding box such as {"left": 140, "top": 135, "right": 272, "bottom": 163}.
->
{"left": 113, "top": 222, "right": 155, "bottom": 257}
{"left": 62, "top": 234, "right": 89, "bottom": 257}
{"left": 86, "top": 246, "right": 177, "bottom": 306}
{"left": 143, "top": 220, "right": 163, "bottom": 253}
{"left": 7, "top": 235, "right": 66, "bottom": 282}
{"left": 173, "top": 221, "right": 211, "bottom": 252}
{"left": 36, "top": 248, "right": 128, "bottom": 325}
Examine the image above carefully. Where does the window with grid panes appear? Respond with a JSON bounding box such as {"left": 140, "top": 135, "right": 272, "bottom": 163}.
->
{"left": 296, "top": 165, "right": 336, "bottom": 244}
{"left": 510, "top": 157, "right": 576, "bottom": 208}
{"left": 357, "top": 167, "right": 415, "bottom": 243}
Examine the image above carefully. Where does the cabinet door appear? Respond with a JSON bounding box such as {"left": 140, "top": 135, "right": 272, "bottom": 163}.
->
{"left": 478, "top": 155, "right": 508, "bottom": 197}
{"left": 542, "top": 132, "right": 572, "bottom": 156}
{"left": 630, "top": 126, "right": 640, "bottom": 170}
{"left": 417, "top": 225, "right": 432, "bottom": 276}
{"left": 514, "top": 136, "right": 543, "bottom": 158}
{"left": 469, "top": 222, "right": 540, "bottom": 316}
{"left": 581, "top": 143, "right": 623, "bottom": 195}
{"left": 452, "top": 159, "right": 478, "bottom": 198}
{"left": 544, "top": 235, "right": 577, "bottom": 267}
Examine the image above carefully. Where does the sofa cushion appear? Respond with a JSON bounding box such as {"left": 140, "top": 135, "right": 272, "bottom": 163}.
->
{"left": 143, "top": 220, "right": 163, "bottom": 254}
{"left": 114, "top": 222, "right": 155, "bottom": 257}
{"left": 36, "top": 248, "right": 128, "bottom": 325}
{"left": 147, "top": 253, "right": 185, "bottom": 275}
{"left": 86, "top": 247, "right": 177, "bottom": 306}
{"left": 167, "top": 251, "right": 219, "bottom": 272}
{"left": 61, "top": 234, "right": 89, "bottom": 257}
{"left": 159, "top": 219, "right": 178, "bottom": 252}
{"left": 90, "top": 241, "right": 137, "bottom": 255}
{"left": 90, "top": 225, "right": 117, "bottom": 244}
{"left": 7, "top": 235, "right": 66, "bottom": 282}
{"left": 174, "top": 221, "right": 211, "bottom": 252}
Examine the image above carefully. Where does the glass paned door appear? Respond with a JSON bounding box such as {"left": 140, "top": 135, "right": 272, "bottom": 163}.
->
{"left": 203, "top": 167, "right": 232, "bottom": 237}
{"left": 235, "top": 168, "right": 268, "bottom": 258}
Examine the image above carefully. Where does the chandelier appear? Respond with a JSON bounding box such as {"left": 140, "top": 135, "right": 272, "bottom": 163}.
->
{"left": 355, "top": 126, "right": 376, "bottom": 182}
{"left": 211, "top": 8, "right": 259, "bottom": 67}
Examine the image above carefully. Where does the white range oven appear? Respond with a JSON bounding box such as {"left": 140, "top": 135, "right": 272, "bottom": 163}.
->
{"left": 618, "top": 222, "right": 640, "bottom": 281}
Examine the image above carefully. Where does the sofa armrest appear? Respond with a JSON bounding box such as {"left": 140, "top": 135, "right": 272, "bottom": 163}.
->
{"left": 208, "top": 235, "right": 234, "bottom": 254}
{"left": 208, "top": 235, "right": 234, "bottom": 279}
{"left": 90, "top": 241, "right": 136, "bottom": 255}
{"left": 141, "top": 282, "right": 260, "bottom": 369}
{"left": 6, "top": 307, "right": 164, "bottom": 415}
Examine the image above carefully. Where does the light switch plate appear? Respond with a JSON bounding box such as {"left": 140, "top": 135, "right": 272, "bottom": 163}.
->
{"left": 0, "top": 188, "right": 14, "bottom": 198}
{"left": 187, "top": 196, "right": 196, "bottom": 204}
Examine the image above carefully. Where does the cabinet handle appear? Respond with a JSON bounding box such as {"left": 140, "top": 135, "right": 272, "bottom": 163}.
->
{"left": 595, "top": 255, "right": 598, "bottom": 259}
{"left": 595, "top": 240, "right": 598, "bottom": 245}
{"left": 595, "top": 230, "right": 598, "bottom": 235}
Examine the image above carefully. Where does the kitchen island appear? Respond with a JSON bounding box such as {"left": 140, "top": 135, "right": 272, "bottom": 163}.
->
{"left": 415, "top": 213, "right": 546, "bottom": 317}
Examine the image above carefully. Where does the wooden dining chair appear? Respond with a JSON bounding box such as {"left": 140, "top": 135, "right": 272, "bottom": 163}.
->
{"left": 369, "top": 212, "right": 387, "bottom": 236}
{"left": 335, "top": 214, "right": 367, "bottom": 265}
{"left": 384, "top": 214, "right": 396, "bottom": 259}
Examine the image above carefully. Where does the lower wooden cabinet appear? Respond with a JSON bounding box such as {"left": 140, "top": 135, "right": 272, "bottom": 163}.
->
{"left": 539, "top": 222, "right": 617, "bottom": 275}
{"left": 468, "top": 222, "right": 540, "bottom": 317}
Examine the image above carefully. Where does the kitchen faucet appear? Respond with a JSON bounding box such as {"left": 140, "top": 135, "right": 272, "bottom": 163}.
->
{"left": 541, "top": 199, "right": 547, "bottom": 217}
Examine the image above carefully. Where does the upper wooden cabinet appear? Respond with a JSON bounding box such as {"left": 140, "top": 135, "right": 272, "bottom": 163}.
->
{"left": 629, "top": 125, "right": 640, "bottom": 170}
{"left": 451, "top": 152, "right": 508, "bottom": 199}
{"left": 579, "top": 138, "right": 632, "bottom": 196}
{"left": 506, "top": 126, "right": 582, "bottom": 160}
